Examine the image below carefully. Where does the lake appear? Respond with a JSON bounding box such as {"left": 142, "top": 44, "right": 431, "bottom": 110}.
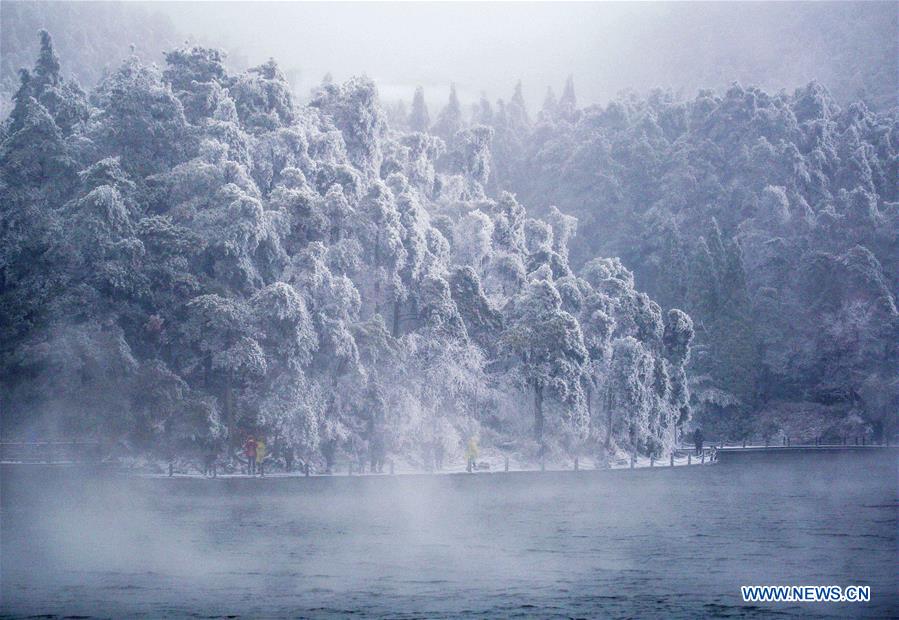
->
{"left": 1, "top": 450, "right": 896, "bottom": 618}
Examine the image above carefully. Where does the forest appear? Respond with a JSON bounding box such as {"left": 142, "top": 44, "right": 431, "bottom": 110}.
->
{"left": 1, "top": 28, "right": 895, "bottom": 472}
{"left": 469, "top": 78, "right": 898, "bottom": 443}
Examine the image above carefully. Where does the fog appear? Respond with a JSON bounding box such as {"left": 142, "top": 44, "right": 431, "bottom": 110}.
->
{"left": 1, "top": 2, "right": 897, "bottom": 614}
{"left": 153, "top": 1, "right": 896, "bottom": 108}
{"left": 3, "top": 455, "right": 896, "bottom": 617}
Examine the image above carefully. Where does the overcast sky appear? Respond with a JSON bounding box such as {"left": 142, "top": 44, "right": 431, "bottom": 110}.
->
{"left": 151, "top": 2, "right": 896, "bottom": 111}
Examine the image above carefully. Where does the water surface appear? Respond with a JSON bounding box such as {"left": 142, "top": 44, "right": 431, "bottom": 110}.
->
{"left": 2, "top": 451, "right": 896, "bottom": 618}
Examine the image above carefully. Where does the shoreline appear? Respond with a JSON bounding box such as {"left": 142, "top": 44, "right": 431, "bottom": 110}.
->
{"left": 3, "top": 445, "right": 895, "bottom": 482}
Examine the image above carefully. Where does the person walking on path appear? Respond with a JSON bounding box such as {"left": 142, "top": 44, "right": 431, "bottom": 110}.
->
{"left": 256, "top": 438, "right": 267, "bottom": 477}
{"left": 694, "top": 428, "right": 704, "bottom": 456}
{"left": 243, "top": 436, "right": 257, "bottom": 476}
{"left": 465, "top": 437, "right": 479, "bottom": 473}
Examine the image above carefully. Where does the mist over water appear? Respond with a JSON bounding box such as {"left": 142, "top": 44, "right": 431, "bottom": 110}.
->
{"left": 1, "top": 2, "right": 897, "bottom": 617}
{"left": 3, "top": 453, "right": 896, "bottom": 618}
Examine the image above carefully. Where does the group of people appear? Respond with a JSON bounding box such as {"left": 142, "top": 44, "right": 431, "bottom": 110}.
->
{"left": 199, "top": 434, "right": 267, "bottom": 477}
{"left": 204, "top": 434, "right": 485, "bottom": 477}
{"left": 243, "top": 435, "right": 267, "bottom": 476}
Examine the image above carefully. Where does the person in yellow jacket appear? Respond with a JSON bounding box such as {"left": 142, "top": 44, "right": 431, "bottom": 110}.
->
{"left": 256, "top": 438, "right": 267, "bottom": 477}
{"left": 465, "top": 437, "right": 479, "bottom": 473}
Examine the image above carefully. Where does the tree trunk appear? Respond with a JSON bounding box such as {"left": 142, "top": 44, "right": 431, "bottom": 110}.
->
{"left": 604, "top": 387, "right": 613, "bottom": 448}
{"left": 585, "top": 379, "right": 593, "bottom": 424}
{"left": 376, "top": 234, "right": 382, "bottom": 267}
{"left": 534, "top": 381, "right": 544, "bottom": 449}
{"left": 224, "top": 377, "right": 235, "bottom": 456}
{"left": 606, "top": 389, "right": 612, "bottom": 449}
{"left": 392, "top": 301, "right": 401, "bottom": 337}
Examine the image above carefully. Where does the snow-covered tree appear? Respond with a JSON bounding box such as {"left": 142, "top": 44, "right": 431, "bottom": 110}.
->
{"left": 0, "top": 31, "right": 712, "bottom": 467}
{"left": 432, "top": 83, "right": 463, "bottom": 143}
{"left": 409, "top": 86, "right": 430, "bottom": 133}
{"left": 502, "top": 279, "right": 588, "bottom": 451}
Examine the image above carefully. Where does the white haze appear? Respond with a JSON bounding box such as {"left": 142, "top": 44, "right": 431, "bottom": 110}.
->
{"left": 153, "top": 1, "right": 897, "bottom": 109}
{"left": 4, "top": 458, "right": 896, "bottom": 617}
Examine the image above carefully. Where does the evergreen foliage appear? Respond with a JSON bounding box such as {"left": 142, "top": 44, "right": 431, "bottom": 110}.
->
{"left": 475, "top": 79, "right": 896, "bottom": 441}
{"left": 1, "top": 36, "right": 694, "bottom": 468}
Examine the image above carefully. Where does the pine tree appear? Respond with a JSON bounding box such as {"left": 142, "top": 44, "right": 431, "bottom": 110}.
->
{"left": 433, "top": 83, "right": 463, "bottom": 143}
{"left": 559, "top": 75, "right": 577, "bottom": 117}
{"left": 33, "top": 30, "right": 61, "bottom": 92}
{"left": 541, "top": 86, "right": 558, "bottom": 119}
{"left": 409, "top": 85, "right": 430, "bottom": 133}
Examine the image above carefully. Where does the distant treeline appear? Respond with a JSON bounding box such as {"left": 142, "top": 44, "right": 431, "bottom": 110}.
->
{"left": 398, "top": 72, "right": 895, "bottom": 442}
{"left": 0, "top": 2, "right": 184, "bottom": 119}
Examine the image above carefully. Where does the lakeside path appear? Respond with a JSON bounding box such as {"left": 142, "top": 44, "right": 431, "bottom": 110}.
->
{"left": 122, "top": 444, "right": 899, "bottom": 480}
{"left": 2, "top": 445, "right": 895, "bottom": 480}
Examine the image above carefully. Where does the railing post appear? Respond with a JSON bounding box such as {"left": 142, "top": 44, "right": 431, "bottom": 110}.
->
{"left": 168, "top": 462, "right": 173, "bottom": 477}
{"left": 389, "top": 460, "right": 394, "bottom": 475}
{"left": 574, "top": 457, "right": 579, "bottom": 471}
{"left": 701, "top": 452, "right": 705, "bottom": 464}
{"left": 765, "top": 438, "right": 769, "bottom": 448}
{"left": 305, "top": 462, "right": 310, "bottom": 477}
{"left": 504, "top": 456, "right": 509, "bottom": 472}
{"left": 787, "top": 437, "right": 790, "bottom": 447}
{"left": 742, "top": 439, "right": 746, "bottom": 448}
{"left": 650, "top": 455, "right": 654, "bottom": 467}
{"left": 670, "top": 453, "right": 674, "bottom": 467}
{"left": 687, "top": 454, "right": 692, "bottom": 465}
{"left": 862, "top": 436, "right": 866, "bottom": 446}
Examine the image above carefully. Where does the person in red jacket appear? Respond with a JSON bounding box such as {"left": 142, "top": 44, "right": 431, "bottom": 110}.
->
{"left": 243, "top": 436, "right": 257, "bottom": 476}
